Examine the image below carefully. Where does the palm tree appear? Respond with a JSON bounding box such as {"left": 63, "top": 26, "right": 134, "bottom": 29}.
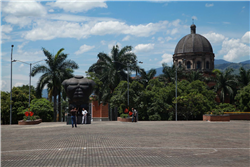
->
{"left": 212, "top": 68, "right": 238, "bottom": 103}
{"left": 138, "top": 68, "right": 156, "bottom": 88}
{"left": 88, "top": 45, "right": 137, "bottom": 104}
{"left": 185, "top": 70, "right": 207, "bottom": 83}
{"left": 158, "top": 63, "right": 176, "bottom": 84}
{"left": 237, "top": 67, "right": 250, "bottom": 88}
{"left": 31, "top": 48, "right": 78, "bottom": 122}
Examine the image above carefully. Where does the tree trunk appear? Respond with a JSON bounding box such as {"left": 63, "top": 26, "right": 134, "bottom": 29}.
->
{"left": 53, "top": 95, "right": 57, "bottom": 122}
{"left": 58, "top": 93, "right": 61, "bottom": 122}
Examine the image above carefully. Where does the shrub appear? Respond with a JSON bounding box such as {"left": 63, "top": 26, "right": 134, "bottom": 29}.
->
{"left": 208, "top": 103, "right": 237, "bottom": 115}
{"left": 149, "top": 113, "right": 161, "bottom": 121}
{"left": 120, "top": 114, "right": 129, "bottom": 118}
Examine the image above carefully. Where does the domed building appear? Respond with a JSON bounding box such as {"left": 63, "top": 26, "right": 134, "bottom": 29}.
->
{"left": 173, "top": 24, "right": 214, "bottom": 72}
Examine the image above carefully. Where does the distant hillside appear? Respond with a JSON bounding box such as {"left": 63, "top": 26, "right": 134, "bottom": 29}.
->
{"left": 214, "top": 59, "right": 232, "bottom": 65}
{"left": 132, "top": 59, "right": 250, "bottom": 77}
{"left": 214, "top": 62, "right": 250, "bottom": 74}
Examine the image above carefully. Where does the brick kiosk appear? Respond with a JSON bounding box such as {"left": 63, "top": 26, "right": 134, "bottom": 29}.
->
{"left": 91, "top": 100, "right": 109, "bottom": 121}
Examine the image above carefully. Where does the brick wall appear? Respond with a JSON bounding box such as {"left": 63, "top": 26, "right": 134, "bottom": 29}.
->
{"left": 92, "top": 100, "right": 109, "bottom": 118}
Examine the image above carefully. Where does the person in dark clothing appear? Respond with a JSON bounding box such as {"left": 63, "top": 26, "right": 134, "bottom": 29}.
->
{"left": 70, "top": 107, "right": 77, "bottom": 128}
{"left": 132, "top": 108, "right": 137, "bottom": 122}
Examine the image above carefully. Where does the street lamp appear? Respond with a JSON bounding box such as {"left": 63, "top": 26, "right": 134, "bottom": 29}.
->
{"left": 175, "top": 61, "right": 177, "bottom": 121}
{"left": 10, "top": 45, "right": 14, "bottom": 125}
{"left": 12, "top": 59, "right": 45, "bottom": 107}
{"left": 175, "top": 58, "right": 185, "bottom": 121}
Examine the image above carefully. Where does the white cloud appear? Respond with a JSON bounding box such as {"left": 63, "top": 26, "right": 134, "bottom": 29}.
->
{"left": 171, "top": 28, "right": 178, "bottom": 35}
{"left": 160, "top": 53, "right": 173, "bottom": 65}
{"left": 4, "top": 16, "right": 32, "bottom": 27}
{"left": 122, "top": 35, "right": 131, "bottom": 41}
{"left": 134, "top": 43, "right": 154, "bottom": 53}
{"left": 49, "top": 9, "right": 54, "bottom": 12}
{"left": 75, "top": 44, "right": 95, "bottom": 55}
{"left": 1, "top": 33, "right": 11, "bottom": 40}
{"left": 192, "top": 16, "right": 198, "bottom": 20}
{"left": 158, "top": 37, "right": 164, "bottom": 43}
{"left": 17, "top": 41, "right": 29, "bottom": 51}
{"left": 0, "top": 80, "right": 7, "bottom": 90}
{"left": 165, "top": 36, "right": 173, "bottom": 42}
{"left": 218, "top": 38, "right": 250, "bottom": 62}
{"left": 46, "top": 0, "right": 107, "bottom": 13}
{"left": 202, "top": 32, "right": 225, "bottom": 44}
{"left": 2, "top": 0, "right": 47, "bottom": 17}
{"left": 205, "top": 3, "right": 214, "bottom": 7}
{"left": 15, "top": 82, "right": 25, "bottom": 87}
{"left": 23, "top": 20, "right": 91, "bottom": 41}
{"left": 23, "top": 20, "right": 171, "bottom": 41}
{"left": 241, "top": 31, "right": 250, "bottom": 44}
{"left": 1, "top": 25, "right": 13, "bottom": 33}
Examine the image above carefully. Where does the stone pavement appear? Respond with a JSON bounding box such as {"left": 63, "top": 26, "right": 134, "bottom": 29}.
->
{"left": 1, "top": 121, "right": 250, "bottom": 167}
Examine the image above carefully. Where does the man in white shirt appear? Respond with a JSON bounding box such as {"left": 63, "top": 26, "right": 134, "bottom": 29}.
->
{"left": 82, "top": 108, "right": 88, "bottom": 124}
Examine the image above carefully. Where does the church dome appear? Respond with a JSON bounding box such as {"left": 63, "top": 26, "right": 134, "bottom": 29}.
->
{"left": 174, "top": 24, "right": 213, "bottom": 55}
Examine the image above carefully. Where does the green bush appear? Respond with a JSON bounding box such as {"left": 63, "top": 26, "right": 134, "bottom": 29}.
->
{"left": 149, "top": 113, "right": 161, "bottom": 121}
{"left": 120, "top": 113, "right": 129, "bottom": 118}
{"left": 208, "top": 103, "right": 237, "bottom": 115}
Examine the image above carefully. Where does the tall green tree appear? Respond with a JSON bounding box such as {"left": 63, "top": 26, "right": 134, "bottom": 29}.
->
{"left": 237, "top": 67, "right": 250, "bottom": 88}
{"left": 212, "top": 68, "right": 238, "bottom": 103}
{"left": 158, "top": 63, "right": 185, "bottom": 85}
{"left": 31, "top": 48, "right": 78, "bottom": 122}
{"left": 138, "top": 68, "right": 156, "bottom": 88}
{"left": 235, "top": 84, "right": 250, "bottom": 112}
{"left": 88, "top": 45, "right": 137, "bottom": 104}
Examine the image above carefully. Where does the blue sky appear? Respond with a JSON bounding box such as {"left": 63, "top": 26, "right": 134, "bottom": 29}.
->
{"left": 1, "top": 0, "right": 249, "bottom": 92}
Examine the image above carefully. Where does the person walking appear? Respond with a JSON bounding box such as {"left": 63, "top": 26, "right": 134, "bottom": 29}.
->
{"left": 132, "top": 108, "right": 137, "bottom": 123}
{"left": 82, "top": 108, "right": 88, "bottom": 124}
{"left": 70, "top": 107, "right": 77, "bottom": 128}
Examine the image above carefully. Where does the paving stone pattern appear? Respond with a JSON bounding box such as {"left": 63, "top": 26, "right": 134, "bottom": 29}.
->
{"left": 1, "top": 121, "right": 250, "bottom": 167}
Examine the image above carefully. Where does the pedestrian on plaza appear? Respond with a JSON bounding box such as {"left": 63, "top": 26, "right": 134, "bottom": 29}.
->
{"left": 70, "top": 107, "right": 77, "bottom": 128}
{"left": 132, "top": 108, "right": 137, "bottom": 123}
{"left": 82, "top": 108, "right": 88, "bottom": 124}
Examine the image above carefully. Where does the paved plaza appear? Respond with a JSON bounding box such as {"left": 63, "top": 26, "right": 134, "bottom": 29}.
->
{"left": 1, "top": 120, "right": 250, "bottom": 167}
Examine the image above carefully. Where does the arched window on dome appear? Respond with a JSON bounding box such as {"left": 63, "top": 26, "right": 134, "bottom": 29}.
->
{"left": 197, "top": 61, "right": 201, "bottom": 69}
{"left": 178, "top": 61, "right": 182, "bottom": 68}
{"left": 206, "top": 61, "right": 209, "bottom": 69}
{"left": 187, "top": 61, "right": 191, "bottom": 69}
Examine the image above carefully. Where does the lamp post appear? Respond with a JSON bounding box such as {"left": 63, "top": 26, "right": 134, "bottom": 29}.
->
{"left": 175, "top": 61, "right": 177, "bottom": 121}
{"left": 175, "top": 59, "right": 185, "bottom": 121}
{"left": 10, "top": 45, "right": 14, "bottom": 125}
{"left": 12, "top": 59, "right": 45, "bottom": 107}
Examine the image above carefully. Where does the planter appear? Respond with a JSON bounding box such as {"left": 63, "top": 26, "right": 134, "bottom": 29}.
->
{"left": 18, "top": 119, "right": 42, "bottom": 125}
{"left": 224, "top": 112, "right": 250, "bottom": 120}
{"left": 203, "top": 114, "right": 230, "bottom": 122}
{"left": 117, "top": 117, "right": 132, "bottom": 122}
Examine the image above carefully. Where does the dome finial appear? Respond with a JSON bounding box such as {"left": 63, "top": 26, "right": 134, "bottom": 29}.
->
{"left": 190, "top": 22, "right": 196, "bottom": 34}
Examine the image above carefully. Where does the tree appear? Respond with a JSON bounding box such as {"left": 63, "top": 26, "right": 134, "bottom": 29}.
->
{"left": 173, "top": 80, "right": 216, "bottom": 120}
{"left": 158, "top": 63, "right": 185, "bottom": 85}
{"left": 1, "top": 91, "right": 11, "bottom": 124}
{"left": 185, "top": 70, "right": 206, "bottom": 83}
{"left": 88, "top": 45, "right": 138, "bottom": 104}
{"left": 21, "top": 98, "right": 54, "bottom": 122}
{"left": 212, "top": 68, "right": 238, "bottom": 103}
{"left": 31, "top": 48, "right": 78, "bottom": 122}
{"left": 237, "top": 67, "right": 250, "bottom": 88}
{"left": 138, "top": 68, "right": 156, "bottom": 88}
{"left": 235, "top": 84, "right": 250, "bottom": 112}
{"left": 158, "top": 63, "right": 176, "bottom": 84}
